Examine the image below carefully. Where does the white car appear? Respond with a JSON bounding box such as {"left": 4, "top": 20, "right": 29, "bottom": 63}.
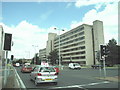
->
{"left": 30, "top": 65, "right": 58, "bottom": 86}
{"left": 15, "top": 63, "right": 20, "bottom": 67}
{"left": 24, "top": 63, "right": 30, "bottom": 66}
{"left": 69, "top": 63, "right": 81, "bottom": 69}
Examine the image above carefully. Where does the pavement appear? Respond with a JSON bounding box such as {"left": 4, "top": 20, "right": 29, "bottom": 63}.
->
{"left": 92, "top": 66, "right": 119, "bottom": 82}
{"left": 97, "top": 76, "right": 120, "bottom": 82}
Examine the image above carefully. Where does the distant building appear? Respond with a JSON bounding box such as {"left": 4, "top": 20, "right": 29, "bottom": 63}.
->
{"left": 46, "top": 33, "right": 57, "bottom": 56}
{"left": 39, "top": 48, "right": 46, "bottom": 60}
{"left": 45, "top": 20, "right": 104, "bottom": 66}
{"left": 0, "top": 25, "right": 5, "bottom": 62}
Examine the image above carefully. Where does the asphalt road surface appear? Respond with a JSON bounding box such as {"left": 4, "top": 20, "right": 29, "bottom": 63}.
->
{"left": 15, "top": 67, "right": 119, "bottom": 90}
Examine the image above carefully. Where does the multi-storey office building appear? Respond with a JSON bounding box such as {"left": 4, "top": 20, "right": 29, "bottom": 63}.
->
{"left": 46, "top": 20, "right": 104, "bottom": 66}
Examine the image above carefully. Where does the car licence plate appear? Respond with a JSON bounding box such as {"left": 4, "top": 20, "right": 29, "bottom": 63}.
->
{"left": 45, "top": 79, "right": 53, "bottom": 80}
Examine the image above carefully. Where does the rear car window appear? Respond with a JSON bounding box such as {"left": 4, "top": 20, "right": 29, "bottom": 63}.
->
{"left": 74, "top": 63, "right": 80, "bottom": 66}
{"left": 40, "top": 67, "right": 55, "bottom": 72}
{"left": 26, "top": 65, "right": 31, "bottom": 68}
{"left": 24, "top": 65, "right": 31, "bottom": 68}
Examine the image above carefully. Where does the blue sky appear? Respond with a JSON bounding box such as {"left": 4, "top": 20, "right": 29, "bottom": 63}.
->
{"left": 2, "top": 2, "right": 94, "bottom": 29}
{"left": 0, "top": 0, "right": 118, "bottom": 59}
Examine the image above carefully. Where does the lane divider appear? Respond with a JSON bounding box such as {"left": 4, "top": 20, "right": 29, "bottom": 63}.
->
{"left": 14, "top": 67, "right": 26, "bottom": 89}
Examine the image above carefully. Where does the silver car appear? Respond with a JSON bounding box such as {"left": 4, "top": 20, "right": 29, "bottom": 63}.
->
{"left": 30, "top": 65, "right": 58, "bottom": 86}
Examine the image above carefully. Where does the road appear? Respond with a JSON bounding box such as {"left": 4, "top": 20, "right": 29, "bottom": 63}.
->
{"left": 15, "top": 66, "right": 119, "bottom": 90}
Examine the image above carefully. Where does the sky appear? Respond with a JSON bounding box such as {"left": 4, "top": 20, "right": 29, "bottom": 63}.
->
{"left": 0, "top": 0, "right": 119, "bottom": 59}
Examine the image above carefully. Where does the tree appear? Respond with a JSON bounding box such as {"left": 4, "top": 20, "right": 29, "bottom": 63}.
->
{"left": 108, "top": 38, "right": 117, "bottom": 47}
{"left": 35, "top": 53, "right": 41, "bottom": 65}
{"left": 106, "top": 38, "right": 119, "bottom": 66}
{"left": 48, "top": 50, "right": 59, "bottom": 65}
{"left": 31, "top": 58, "right": 34, "bottom": 64}
{"left": 35, "top": 53, "right": 38, "bottom": 64}
{"left": 17, "top": 59, "right": 22, "bottom": 64}
{"left": 31, "top": 53, "right": 40, "bottom": 65}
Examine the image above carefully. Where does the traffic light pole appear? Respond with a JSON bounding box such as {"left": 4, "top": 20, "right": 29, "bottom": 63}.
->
{"left": 102, "top": 55, "right": 106, "bottom": 78}
{"left": 98, "top": 61, "right": 102, "bottom": 78}
{"left": 100, "top": 45, "right": 107, "bottom": 78}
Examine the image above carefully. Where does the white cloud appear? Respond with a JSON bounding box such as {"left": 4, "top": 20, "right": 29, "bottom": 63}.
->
{"left": 1, "top": 1, "right": 118, "bottom": 59}
{"left": 71, "top": 2, "right": 118, "bottom": 44}
{"left": 70, "top": 20, "right": 83, "bottom": 29}
{"left": 0, "top": 20, "right": 70, "bottom": 59}
{"left": 0, "top": 21, "right": 53, "bottom": 59}
{"left": 75, "top": 0, "right": 119, "bottom": 8}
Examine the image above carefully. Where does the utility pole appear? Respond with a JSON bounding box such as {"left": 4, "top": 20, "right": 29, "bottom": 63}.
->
{"left": 32, "top": 45, "right": 38, "bottom": 65}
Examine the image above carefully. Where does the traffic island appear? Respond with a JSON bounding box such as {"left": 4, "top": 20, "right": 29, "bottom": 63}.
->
{"left": 96, "top": 76, "right": 120, "bottom": 82}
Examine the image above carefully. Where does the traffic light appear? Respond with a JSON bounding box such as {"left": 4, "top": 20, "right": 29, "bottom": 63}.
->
{"left": 3, "top": 33, "right": 12, "bottom": 51}
{"left": 100, "top": 45, "right": 107, "bottom": 58}
{"left": 11, "top": 55, "right": 14, "bottom": 60}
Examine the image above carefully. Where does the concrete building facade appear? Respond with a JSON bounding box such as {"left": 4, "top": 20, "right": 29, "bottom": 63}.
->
{"left": 39, "top": 48, "right": 46, "bottom": 60}
{"left": 39, "top": 33, "right": 57, "bottom": 62}
{"left": 0, "top": 25, "right": 5, "bottom": 61}
{"left": 46, "top": 33, "right": 57, "bottom": 56}
{"left": 45, "top": 20, "right": 104, "bottom": 66}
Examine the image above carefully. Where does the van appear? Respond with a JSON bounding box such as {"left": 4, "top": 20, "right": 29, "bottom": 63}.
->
{"left": 68, "top": 63, "right": 81, "bottom": 69}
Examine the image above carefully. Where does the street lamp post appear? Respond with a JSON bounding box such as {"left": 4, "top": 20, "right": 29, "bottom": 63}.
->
{"left": 32, "top": 45, "right": 38, "bottom": 65}
{"left": 25, "top": 51, "right": 30, "bottom": 59}
{"left": 58, "top": 29, "right": 61, "bottom": 68}
{"left": 54, "top": 28, "right": 64, "bottom": 69}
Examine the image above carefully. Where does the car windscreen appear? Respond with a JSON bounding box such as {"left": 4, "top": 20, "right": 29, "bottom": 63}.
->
{"left": 40, "top": 67, "right": 55, "bottom": 72}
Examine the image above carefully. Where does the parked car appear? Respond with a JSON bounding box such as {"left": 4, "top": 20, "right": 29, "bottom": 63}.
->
{"left": 68, "top": 63, "right": 81, "bottom": 69}
{"left": 30, "top": 65, "right": 58, "bottom": 86}
{"left": 53, "top": 66, "right": 59, "bottom": 74}
{"left": 21, "top": 65, "right": 32, "bottom": 73}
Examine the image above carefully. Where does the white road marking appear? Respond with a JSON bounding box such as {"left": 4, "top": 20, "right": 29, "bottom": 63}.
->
{"left": 14, "top": 67, "right": 26, "bottom": 88}
{"left": 51, "top": 81, "right": 110, "bottom": 89}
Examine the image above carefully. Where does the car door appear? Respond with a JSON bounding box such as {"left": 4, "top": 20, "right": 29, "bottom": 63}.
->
{"left": 71, "top": 63, "right": 74, "bottom": 69}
